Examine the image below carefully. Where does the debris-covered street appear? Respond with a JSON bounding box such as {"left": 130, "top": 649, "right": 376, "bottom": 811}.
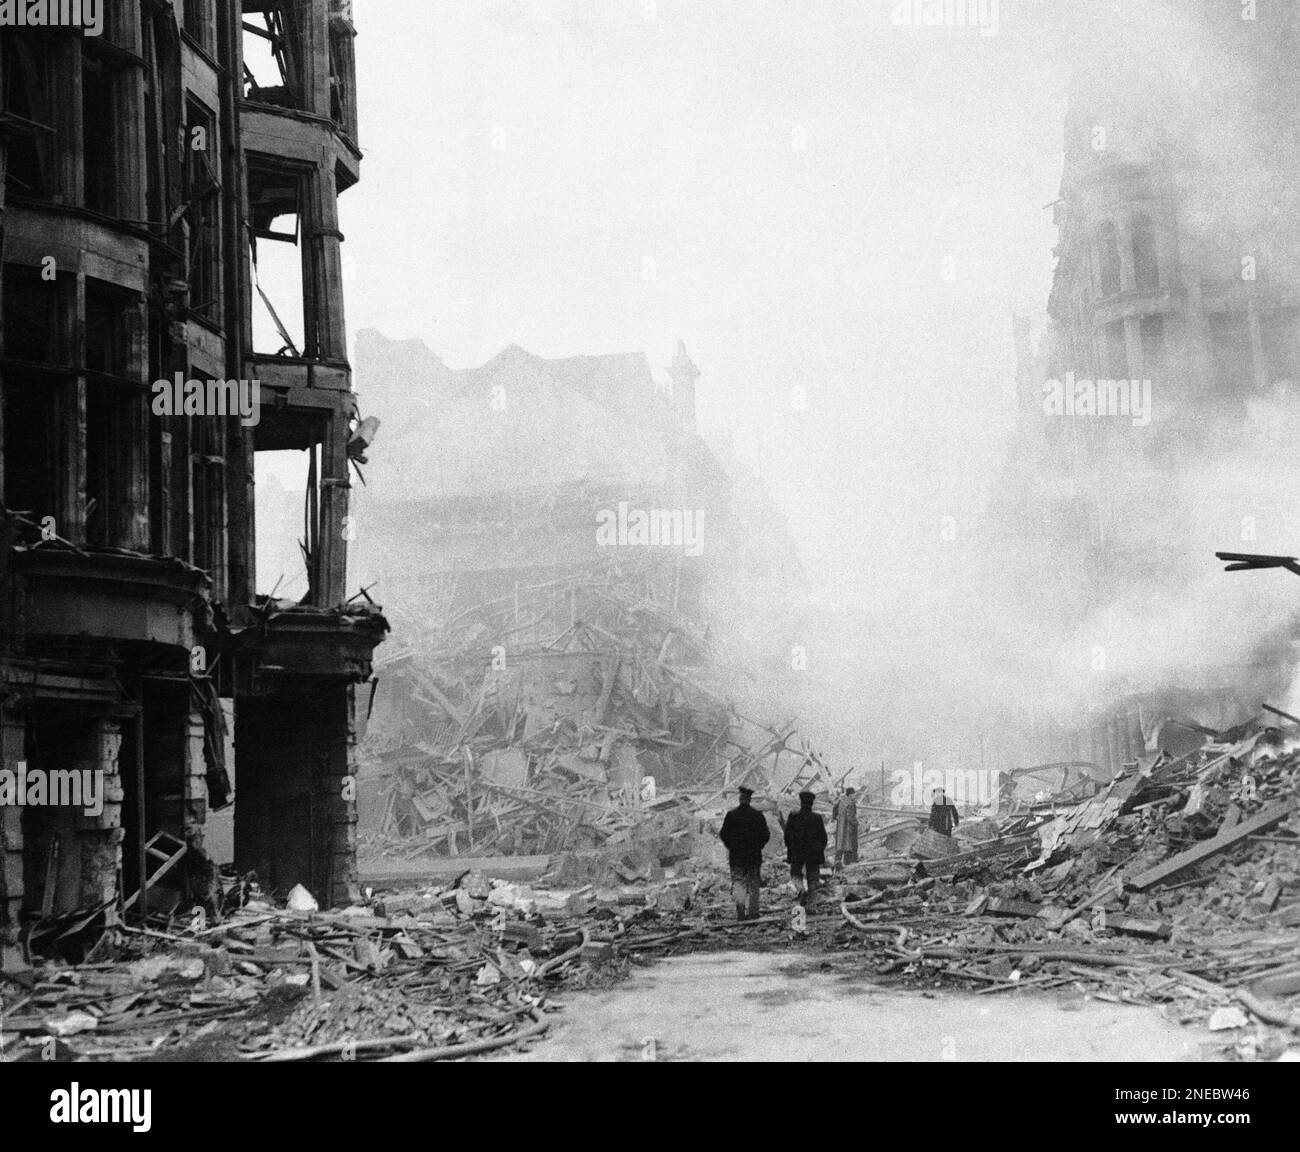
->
{"left": 5, "top": 714, "right": 1298, "bottom": 1063}
{"left": 3, "top": 0, "right": 1299, "bottom": 1134}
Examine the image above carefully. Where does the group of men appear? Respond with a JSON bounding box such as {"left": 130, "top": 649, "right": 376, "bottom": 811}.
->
{"left": 717, "top": 782, "right": 961, "bottom": 922}
{"left": 718, "top": 785, "right": 827, "bottom": 920}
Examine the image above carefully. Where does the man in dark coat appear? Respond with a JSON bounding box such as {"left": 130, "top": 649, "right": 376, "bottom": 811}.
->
{"left": 719, "top": 785, "right": 770, "bottom": 920}
{"left": 784, "top": 791, "right": 828, "bottom": 907}
{"left": 929, "top": 787, "right": 960, "bottom": 836}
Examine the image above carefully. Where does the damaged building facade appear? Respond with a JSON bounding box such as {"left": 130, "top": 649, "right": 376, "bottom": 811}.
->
{"left": 348, "top": 332, "right": 806, "bottom": 854}
{"left": 0, "top": 0, "right": 384, "bottom": 969}
{"left": 988, "top": 0, "right": 1300, "bottom": 777}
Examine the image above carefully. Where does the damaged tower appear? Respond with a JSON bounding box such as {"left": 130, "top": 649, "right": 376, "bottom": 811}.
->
{"left": 0, "top": 1, "right": 385, "bottom": 969}
{"left": 993, "top": 0, "right": 1300, "bottom": 775}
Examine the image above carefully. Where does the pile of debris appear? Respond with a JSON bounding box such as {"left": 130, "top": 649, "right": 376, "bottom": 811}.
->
{"left": 360, "top": 560, "right": 807, "bottom": 860}
{"left": 835, "top": 716, "right": 1300, "bottom": 1058}
{"left": 6, "top": 714, "right": 1297, "bottom": 1062}
{"left": 0, "top": 858, "right": 793, "bottom": 1063}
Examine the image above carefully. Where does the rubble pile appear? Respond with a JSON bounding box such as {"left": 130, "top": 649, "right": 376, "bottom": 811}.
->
{"left": 836, "top": 720, "right": 1300, "bottom": 1058}
{"left": 0, "top": 860, "right": 788, "bottom": 1063}
{"left": 7, "top": 707, "right": 1297, "bottom": 1062}
{"left": 361, "top": 561, "right": 798, "bottom": 859}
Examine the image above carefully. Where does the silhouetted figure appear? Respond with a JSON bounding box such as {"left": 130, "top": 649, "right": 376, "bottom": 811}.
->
{"left": 929, "top": 787, "right": 960, "bottom": 836}
{"left": 784, "top": 791, "right": 827, "bottom": 907}
{"left": 719, "top": 785, "right": 770, "bottom": 920}
{"left": 834, "top": 786, "right": 859, "bottom": 866}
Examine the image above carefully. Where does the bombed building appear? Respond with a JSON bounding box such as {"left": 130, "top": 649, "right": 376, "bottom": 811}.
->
{"left": 346, "top": 330, "right": 810, "bottom": 857}
{"left": 0, "top": 0, "right": 384, "bottom": 970}
{"left": 984, "top": 0, "right": 1300, "bottom": 777}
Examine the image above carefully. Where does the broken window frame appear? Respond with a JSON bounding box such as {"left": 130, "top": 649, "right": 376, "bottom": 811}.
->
{"left": 188, "top": 372, "right": 228, "bottom": 579}
{"left": 184, "top": 96, "right": 223, "bottom": 326}
{"left": 247, "top": 154, "right": 318, "bottom": 358}
{"left": 241, "top": 1, "right": 304, "bottom": 111}
{"left": 83, "top": 277, "right": 144, "bottom": 550}
{"left": 328, "top": 11, "right": 358, "bottom": 141}
{"left": 2, "top": 264, "right": 74, "bottom": 536}
{"left": 1, "top": 36, "right": 57, "bottom": 201}
{"left": 182, "top": 0, "right": 217, "bottom": 56}
{"left": 79, "top": 28, "right": 147, "bottom": 218}
{"left": 252, "top": 413, "right": 330, "bottom": 605}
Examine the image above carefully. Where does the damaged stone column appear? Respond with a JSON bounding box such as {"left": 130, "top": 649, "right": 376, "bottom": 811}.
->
{"left": 80, "top": 720, "right": 125, "bottom": 912}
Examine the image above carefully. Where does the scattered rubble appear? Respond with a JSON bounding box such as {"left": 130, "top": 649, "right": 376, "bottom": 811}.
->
{"left": 836, "top": 718, "right": 1300, "bottom": 1060}
{"left": 5, "top": 714, "right": 1297, "bottom": 1062}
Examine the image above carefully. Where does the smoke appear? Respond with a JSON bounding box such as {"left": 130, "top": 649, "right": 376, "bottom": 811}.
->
{"left": 692, "top": 1, "right": 1300, "bottom": 780}
{"left": 341, "top": 1, "right": 1300, "bottom": 787}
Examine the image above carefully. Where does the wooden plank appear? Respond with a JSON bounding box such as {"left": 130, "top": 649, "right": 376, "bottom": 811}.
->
{"left": 986, "top": 897, "right": 1046, "bottom": 919}
{"left": 1128, "top": 799, "right": 1295, "bottom": 891}
{"left": 1101, "top": 911, "right": 1172, "bottom": 940}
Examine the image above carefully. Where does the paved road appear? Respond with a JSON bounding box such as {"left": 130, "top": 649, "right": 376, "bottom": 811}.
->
{"left": 494, "top": 950, "right": 1214, "bottom": 1062}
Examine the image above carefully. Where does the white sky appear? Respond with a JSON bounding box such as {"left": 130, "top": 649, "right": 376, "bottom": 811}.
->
{"left": 268, "top": 0, "right": 1070, "bottom": 603}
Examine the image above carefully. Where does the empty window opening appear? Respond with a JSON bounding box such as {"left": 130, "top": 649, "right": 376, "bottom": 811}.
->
{"left": 183, "top": 0, "right": 215, "bottom": 52}
{"left": 2, "top": 369, "right": 58, "bottom": 523}
{"left": 328, "top": 13, "right": 358, "bottom": 138}
{"left": 188, "top": 391, "right": 227, "bottom": 576}
{"left": 248, "top": 162, "right": 310, "bottom": 356}
{"left": 84, "top": 280, "right": 139, "bottom": 547}
{"left": 255, "top": 448, "right": 314, "bottom": 602}
{"left": 86, "top": 383, "right": 136, "bottom": 548}
{"left": 2, "top": 37, "right": 53, "bottom": 199}
{"left": 3, "top": 263, "right": 65, "bottom": 366}
{"left": 242, "top": 2, "right": 302, "bottom": 109}
{"left": 81, "top": 48, "right": 120, "bottom": 215}
{"left": 85, "top": 278, "right": 135, "bottom": 378}
{"left": 185, "top": 98, "right": 222, "bottom": 324}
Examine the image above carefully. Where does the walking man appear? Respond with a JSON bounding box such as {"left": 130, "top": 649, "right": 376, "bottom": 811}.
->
{"left": 784, "top": 791, "right": 828, "bottom": 908}
{"left": 719, "top": 785, "right": 770, "bottom": 920}
{"left": 833, "top": 786, "right": 859, "bottom": 866}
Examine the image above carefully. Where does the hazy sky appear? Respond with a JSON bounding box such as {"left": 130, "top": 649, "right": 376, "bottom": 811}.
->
{"left": 325, "top": 0, "right": 1068, "bottom": 600}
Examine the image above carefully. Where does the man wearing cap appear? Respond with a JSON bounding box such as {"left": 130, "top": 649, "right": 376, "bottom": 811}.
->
{"left": 784, "top": 791, "right": 828, "bottom": 907}
{"left": 719, "top": 785, "right": 770, "bottom": 921}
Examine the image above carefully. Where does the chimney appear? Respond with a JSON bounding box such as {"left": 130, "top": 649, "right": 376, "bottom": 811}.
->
{"left": 666, "top": 340, "right": 700, "bottom": 430}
